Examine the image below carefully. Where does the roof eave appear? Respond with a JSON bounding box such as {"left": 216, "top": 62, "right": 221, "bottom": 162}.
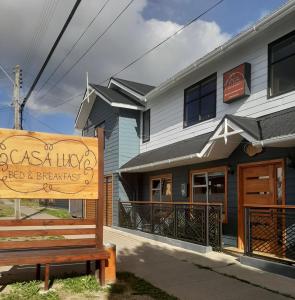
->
{"left": 145, "top": 2, "right": 295, "bottom": 100}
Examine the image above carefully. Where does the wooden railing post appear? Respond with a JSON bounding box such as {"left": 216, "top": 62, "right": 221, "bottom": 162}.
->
{"left": 96, "top": 128, "right": 104, "bottom": 248}
{"left": 244, "top": 207, "right": 250, "bottom": 256}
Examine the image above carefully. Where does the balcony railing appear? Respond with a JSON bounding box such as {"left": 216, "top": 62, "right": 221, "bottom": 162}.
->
{"left": 119, "top": 201, "right": 223, "bottom": 251}
{"left": 244, "top": 204, "right": 295, "bottom": 264}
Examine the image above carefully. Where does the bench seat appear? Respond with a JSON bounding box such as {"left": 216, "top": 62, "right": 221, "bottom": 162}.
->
{"left": 0, "top": 247, "right": 110, "bottom": 290}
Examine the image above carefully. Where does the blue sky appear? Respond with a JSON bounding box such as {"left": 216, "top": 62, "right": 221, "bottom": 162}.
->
{"left": 0, "top": 0, "right": 287, "bottom": 135}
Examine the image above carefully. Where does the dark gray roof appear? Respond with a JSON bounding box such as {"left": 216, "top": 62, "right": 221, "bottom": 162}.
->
{"left": 113, "top": 78, "right": 155, "bottom": 96}
{"left": 90, "top": 84, "right": 145, "bottom": 108}
{"left": 227, "top": 115, "right": 261, "bottom": 140}
{"left": 121, "top": 107, "right": 295, "bottom": 170}
{"left": 258, "top": 107, "right": 295, "bottom": 139}
{"left": 121, "top": 132, "right": 211, "bottom": 169}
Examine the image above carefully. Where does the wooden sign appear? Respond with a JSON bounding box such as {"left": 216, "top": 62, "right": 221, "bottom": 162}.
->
{"left": 223, "top": 63, "right": 251, "bottom": 103}
{"left": 0, "top": 128, "right": 98, "bottom": 199}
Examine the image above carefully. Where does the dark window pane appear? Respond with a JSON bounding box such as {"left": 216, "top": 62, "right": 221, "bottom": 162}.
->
{"left": 142, "top": 109, "right": 150, "bottom": 143}
{"left": 152, "top": 190, "right": 160, "bottom": 201}
{"left": 192, "top": 186, "right": 207, "bottom": 202}
{"left": 271, "top": 34, "right": 295, "bottom": 64}
{"left": 186, "top": 86, "right": 200, "bottom": 102}
{"left": 152, "top": 179, "right": 160, "bottom": 190}
{"left": 208, "top": 172, "right": 225, "bottom": 202}
{"left": 200, "top": 93, "right": 216, "bottom": 120}
{"left": 184, "top": 100, "right": 199, "bottom": 126}
{"left": 201, "top": 76, "right": 216, "bottom": 96}
{"left": 193, "top": 174, "right": 206, "bottom": 186}
{"left": 270, "top": 55, "right": 295, "bottom": 96}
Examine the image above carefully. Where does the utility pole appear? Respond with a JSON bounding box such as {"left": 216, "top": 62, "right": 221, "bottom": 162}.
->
{"left": 12, "top": 65, "right": 22, "bottom": 219}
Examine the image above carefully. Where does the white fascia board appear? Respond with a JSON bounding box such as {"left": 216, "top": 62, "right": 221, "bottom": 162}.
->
{"left": 145, "top": 2, "right": 295, "bottom": 100}
{"left": 109, "top": 78, "right": 146, "bottom": 102}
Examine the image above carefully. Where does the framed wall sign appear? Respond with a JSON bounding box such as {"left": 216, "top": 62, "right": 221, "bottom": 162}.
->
{"left": 223, "top": 63, "right": 251, "bottom": 103}
{"left": 0, "top": 128, "right": 99, "bottom": 199}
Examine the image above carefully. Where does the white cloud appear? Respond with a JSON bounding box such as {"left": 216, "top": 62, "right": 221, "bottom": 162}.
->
{"left": 0, "top": 0, "right": 230, "bottom": 116}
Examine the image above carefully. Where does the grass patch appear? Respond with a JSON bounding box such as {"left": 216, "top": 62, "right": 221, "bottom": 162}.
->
{"left": 43, "top": 208, "right": 71, "bottom": 219}
{"left": 0, "top": 204, "right": 14, "bottom": 217}
{"left": 57, "top": 275, "right": 103, "bottom": 294}
{"left": 0, "top": 281, "right": 59, "bottom": 300}
{"left": 0, "top": 273, "right": 178, "bottom": 300}
{"left": 21, "top": 199, "right": 41, "bottom": 208}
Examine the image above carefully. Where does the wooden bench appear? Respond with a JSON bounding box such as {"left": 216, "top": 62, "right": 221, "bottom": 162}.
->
{"left": 0, "top": 218, "right": 110, "bottom": 290}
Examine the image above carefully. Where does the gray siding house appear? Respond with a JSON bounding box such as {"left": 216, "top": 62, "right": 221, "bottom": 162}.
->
{"left": 76, "top": 2, "right": 295, "bottom": 271}
{"left": 75, "top": 78, "right": 154, "bottom": 225}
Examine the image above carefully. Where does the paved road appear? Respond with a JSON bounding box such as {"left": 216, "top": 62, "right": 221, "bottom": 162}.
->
{"left": 104, "top": 227, "right": 295, "bottom": 300}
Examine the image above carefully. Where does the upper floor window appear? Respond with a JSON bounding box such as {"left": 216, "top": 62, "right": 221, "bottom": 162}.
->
{"left": 184, "top": 74, "right": 216, "bottom": 128}
{"left": 142, "top": 109, "right": 150, "bottom": 143}
{"left": 269, "top": 30, "right": 295, "bottom": 98}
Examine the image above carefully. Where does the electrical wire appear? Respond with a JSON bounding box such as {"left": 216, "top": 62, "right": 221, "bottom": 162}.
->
{"left": 21, "top": 0, "right": 82, "bottom": 120}
{"left": 99, "top": 0, "right": 225, "bottom": 84}
{"left": 37, "top": 0, "right": 135, "bottom": 104}
{"left": 37, "top": 0, "right": 111, "bottom": 94}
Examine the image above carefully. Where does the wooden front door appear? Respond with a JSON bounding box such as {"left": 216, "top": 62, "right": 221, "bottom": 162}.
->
{"left": 238, "top": 160, "right": 284, "bottom": 250}
{"left": 103, "top": 175, "right": 113, "bottom": 226}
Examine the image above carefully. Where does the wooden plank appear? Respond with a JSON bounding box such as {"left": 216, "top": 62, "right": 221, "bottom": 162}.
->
{"left": 0, "top": 128, "right": 99, "bottom": 199}
{"left": 0, "top": 238, "right": 96, "bottom": 250}
{"left": 0, "top": 219, "right": 96, "bottom": 226}
{"left": 44, "top": 264, "right": 50, "bottom": 291}
{"left": 0, "top": 248, "right": 109, "bottom": 265}
{"left": 0, "top": 228, "right": 95, "bottom": 238}
{"left": 244, "top": 178, "right": 270, "bottom": 193}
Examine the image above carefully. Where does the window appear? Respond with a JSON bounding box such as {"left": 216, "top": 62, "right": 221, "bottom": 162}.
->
{"left": 150, "top": 174, "right": 172, "bottom": 202}
{"left": 142, "top": 109, "right": 150, "bottom": 143}
{"left": 184, "top": 74, "right": 216, "bottom": 128}
{"left": 95, "top": 121, "right": 105, "bottom": 149}
{"left": 268, "top": 30, "right": 295, "bottom": 98}
{"left": 191, "top": 167, "right": 227, "bottom": 222}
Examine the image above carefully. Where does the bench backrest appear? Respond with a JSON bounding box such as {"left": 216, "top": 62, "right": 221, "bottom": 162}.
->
{"left": 0, "top": 218, "right": 97, "bottom": 250}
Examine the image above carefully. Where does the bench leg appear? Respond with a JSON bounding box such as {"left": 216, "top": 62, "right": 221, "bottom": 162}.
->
{"left": 99, "top": 260, "right": 105, "bottom": 286}
{"left": 36, "top": 264, "right": 41, "bottom": 280}
{"left": 44, "top": 264, "right": 50, "bottom": 291}
{"left": 95, "top": 260, "right": 99, "bottom": 270}
{"left": 86, "top": 260, "right": 91, "bottom": 275}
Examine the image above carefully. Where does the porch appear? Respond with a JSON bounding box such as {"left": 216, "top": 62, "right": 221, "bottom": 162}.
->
{"left": 118, "top": 201, "right": 295, "bottom": 270}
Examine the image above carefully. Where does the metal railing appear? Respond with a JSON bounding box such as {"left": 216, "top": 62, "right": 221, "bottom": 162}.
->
{"left": 119, "top": 201, "right": 223, "bottom": 251}
{"left": 244, "top": 204, "right": 295, "bottom": 263}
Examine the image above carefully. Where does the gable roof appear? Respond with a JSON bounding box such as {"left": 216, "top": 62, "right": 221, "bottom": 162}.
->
{"left": 113, "top": 78, "right": 155, "bottom": 96}
{"left": 119, "top": 107, "right": 295, "bottom": 172}
{"left": 90, "top": 84, "right": 145, "bottom": 108}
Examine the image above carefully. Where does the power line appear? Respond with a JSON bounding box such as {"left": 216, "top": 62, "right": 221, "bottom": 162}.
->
{"left": 20, "top": 0, "right": 82, "bottom": 117}
{"left": 22, "top": 0, "right": 59, "bottom": 74}
{"left": 0, "top": 64, "right": 14, "bottom": 85}
{"left": 37, "top": 0, "right": 223, "bottom": 110}
{"left": 25, "top": 110, "right": 62, "bottom": 133}
{"left": 99, "top": 0, "right": 225, "bottom": 84}
{"left": 37, "top": 0, "right": 135, "bottom": 104}
{"left": 37, "top": 0, "right": 111, "bottom": 94}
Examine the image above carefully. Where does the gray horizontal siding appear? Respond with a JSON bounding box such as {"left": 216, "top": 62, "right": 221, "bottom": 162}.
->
{"left": 83, "top": 97, "right": 119, "bottom": 174}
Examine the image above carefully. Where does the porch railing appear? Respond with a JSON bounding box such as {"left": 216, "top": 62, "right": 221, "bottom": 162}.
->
{"left": 119, "top": 201, "right": 223, "bottom": 251}
{"left": 244, "top": 204, "right": 295, "bottom": 264}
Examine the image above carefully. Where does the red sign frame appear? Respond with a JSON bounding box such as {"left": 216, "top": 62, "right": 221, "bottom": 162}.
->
{"left": 223, "top": 63, "right": 251, "bottom": 103}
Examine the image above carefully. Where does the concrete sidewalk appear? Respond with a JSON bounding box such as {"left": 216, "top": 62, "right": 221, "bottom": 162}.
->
{"left": 104, "top": 227, "right": 295, "bottom": 300}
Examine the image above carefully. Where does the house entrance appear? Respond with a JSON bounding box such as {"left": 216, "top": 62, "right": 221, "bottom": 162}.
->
{"left": 238, "top": 160, "right": 284, "bottom": 250}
